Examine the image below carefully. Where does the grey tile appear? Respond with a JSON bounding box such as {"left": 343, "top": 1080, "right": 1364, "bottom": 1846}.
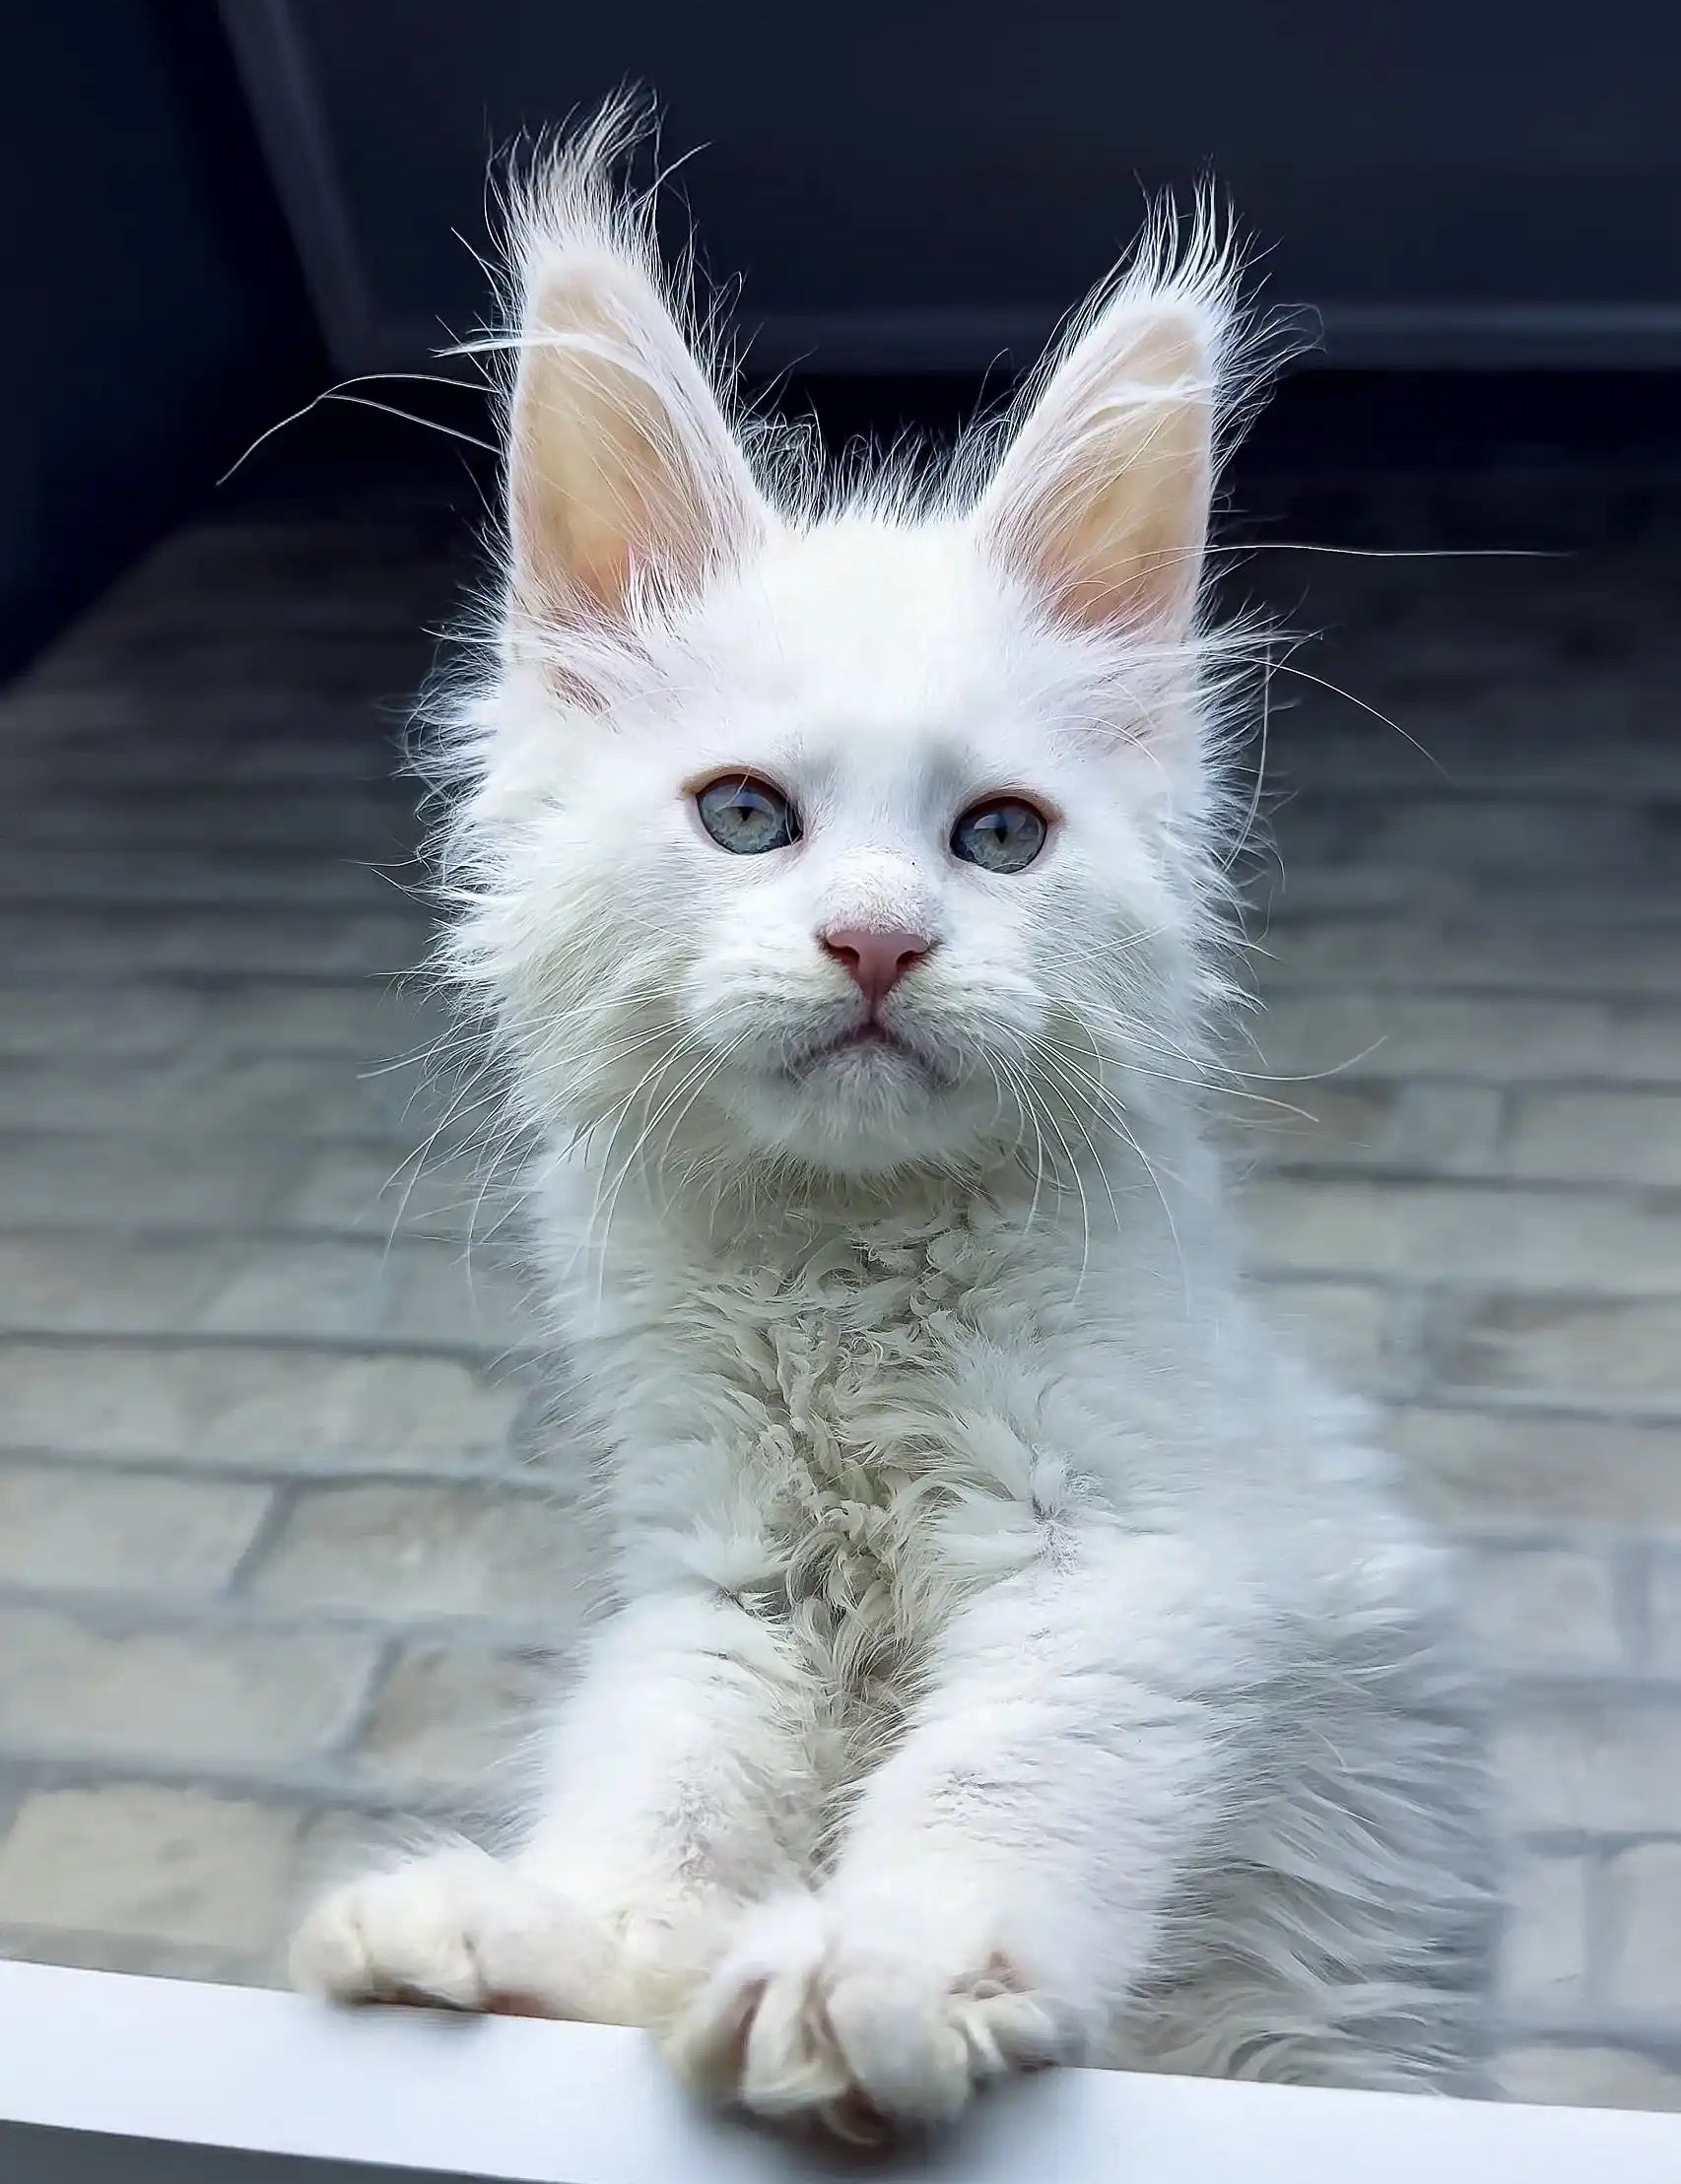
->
{"left": 0, "top": 1786, "right": 302, "bottom": 1952}
{"left": 0, "top": 1132, "right": 284, "bottom": 1228}
{"left": 1246, "top": 1175, "right": 1681, "bottom": 1294}
{"left": 1506, "top": 1090, "right": 1681, "bottom": 1187}
{"left": 0, "top": 1339, "right": 523, "bottom": 1472}
{"left": 0, "top": 1463, "right": 271, "bottom": 1594}
{"left": 0, "top": 1232, "right": 231, "bottom": 1334}
{"left": 1436, "top": 1294, "right": 1681, "bottom": 1414}
{"left": 353, "top": 1643, "right": 557, "bottom": 1793}
{"left": 0, "top": 1604, "right": 379, "bottom": 1769}
{"left": 1394, "top": 1408, "right": 1681, "bottom": 1526}
{"left": 250, "top": 1482, "right": 586, "bottom": 1625}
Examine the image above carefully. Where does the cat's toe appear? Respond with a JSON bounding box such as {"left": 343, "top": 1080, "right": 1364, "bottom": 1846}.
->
{"left": 292, "top": 1852, "right": 489, "bottom": 2008}
{"left": 291, "top": 1846, "right": 615, "bottom": 2017}
{"left": 667, "top": 1895, "right": 1071, "bottom": 2141}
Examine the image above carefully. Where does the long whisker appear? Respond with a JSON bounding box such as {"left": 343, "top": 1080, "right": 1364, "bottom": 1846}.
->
{"left": 587, "top": 1032, "right": 747, "bottom": 1300}
{"left": 1029, "top": 1049, "right": 1130, "bottom": 1257}
{"left": 218, "top": 376, "right": 498, "bottom": 484}
{"left": 1018, "top": 1056, "right": 1092, "bottom": 1297}
{"left": 993, "top": 1050, "right": 1047, "bottom": 1238}
{"left": 1265, "top": 658, "right": 1449, "bottom": 780}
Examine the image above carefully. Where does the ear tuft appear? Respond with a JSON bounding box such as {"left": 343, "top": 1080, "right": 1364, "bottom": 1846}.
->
{"left": 977, "top": 201, "right": 1242, "bottom": 641}
{"left": 500, "top": 103, "right": 766, "bottom": 625}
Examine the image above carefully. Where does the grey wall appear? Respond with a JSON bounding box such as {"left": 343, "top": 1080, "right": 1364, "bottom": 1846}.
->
{"left": 231, "top": 0, "right": 1681, "bottom": 374}
{"left": 1, "top": 2, "right": 319, "bottom": 676}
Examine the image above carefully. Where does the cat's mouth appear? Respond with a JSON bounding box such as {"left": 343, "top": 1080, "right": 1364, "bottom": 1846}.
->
{"left": 788, "top": 1020, "right": 940, "bottom": 1083}
{"left": 832, "top": 1023, "right": 899, "bottom": 1054}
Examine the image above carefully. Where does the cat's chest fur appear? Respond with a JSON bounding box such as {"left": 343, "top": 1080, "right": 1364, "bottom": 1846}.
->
{"left": 558, "top": 1179, "right": 1088, "bottom": 1708}
{"left": 700, "top": 1223, "right": 1019, "bottom": 1637}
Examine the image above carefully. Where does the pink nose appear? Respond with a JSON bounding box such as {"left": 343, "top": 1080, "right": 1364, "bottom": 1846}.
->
{"left": 821, "top": 926, "right": 932, "bottom": 1010}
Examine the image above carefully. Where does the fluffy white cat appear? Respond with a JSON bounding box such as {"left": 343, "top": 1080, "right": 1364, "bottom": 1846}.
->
{"left": 292, "top": 114, "right": 1489, "bottom": 2140}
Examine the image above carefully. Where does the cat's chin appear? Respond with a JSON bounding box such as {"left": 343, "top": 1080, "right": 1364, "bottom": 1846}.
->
{"left": 717, "top": 1054, "right": 1004, "bottom": 1181}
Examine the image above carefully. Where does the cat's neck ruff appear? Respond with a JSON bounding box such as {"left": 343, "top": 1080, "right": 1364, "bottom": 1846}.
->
{"left": 535, "top": 1095, "right": 1233, "bottom": 1327}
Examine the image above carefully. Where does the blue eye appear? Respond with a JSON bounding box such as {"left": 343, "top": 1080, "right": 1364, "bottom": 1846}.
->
{"left": 695, "top": 775, "right": 800, "bottom": 855}
{"left": 951, "top": 798, "right": 1048, "bottom": 874}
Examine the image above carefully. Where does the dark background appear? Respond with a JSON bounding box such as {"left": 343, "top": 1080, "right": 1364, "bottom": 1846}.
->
{"left": 245, "top": 0, "right": 1681, "bottom": 372}
{"left": 1, "top": 3, "right": 317, "bottom": 679}
{"left": 5, "top": 0, "right": 1679, "bottom": 677}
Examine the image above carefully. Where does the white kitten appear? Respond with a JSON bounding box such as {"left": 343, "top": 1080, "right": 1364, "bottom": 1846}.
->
{"left": 293, "top": 113, "right": 1489, "bottom": 2140}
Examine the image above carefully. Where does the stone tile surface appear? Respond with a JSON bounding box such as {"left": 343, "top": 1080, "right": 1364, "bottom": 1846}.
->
{"left": 0, "top": 1465, "right": 271, "bottom": 1594}
{"left": 1495, "top": 1700, "right": 1681, "bottom": 1833}
{"left": 1461, "top": 1547, "right": 1624, "bottom": 1673}
{"left": 1496, "top": 1850, "right": 1589, "bottom": 2018}
{"left": 0, "top": 1341, "right": 523, "bottom": 1470}
{"left": 352, "top": 1642, "right": 559, "bottom": 1793}
{"left": 1506, "top": 1090, "right": 1681, "bottom": 1187}
{"left": 2, "top": 460, "right": 1680, "bottom": 2119}
{"left": 1494, "top": 2045, "right": 1681, "bottom": 2112}
{"left": 0, "top": 1785, "right": 301, "bottom": 1952}
{"left": 0, "top": 1605, "right": 379, "bottom": 1768}
{"left": 1604, "top": 1844, "right": 1681, "bottom": 2018}
{"left": 250, "top": 1482, "right": 586, "bottom": 1623}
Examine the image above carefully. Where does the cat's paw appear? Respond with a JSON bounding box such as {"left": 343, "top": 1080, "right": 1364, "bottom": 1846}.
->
{"left": 291, "top": 1846, "right": 620, "bottom": 2019}
{"left": 665, "top": 1894, "right": 1075, "bottom": 2142}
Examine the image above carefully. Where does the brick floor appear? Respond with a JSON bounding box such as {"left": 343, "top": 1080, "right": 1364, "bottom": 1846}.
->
{"left": 2, "top": 463, "right": 1680, "bottom": 2110}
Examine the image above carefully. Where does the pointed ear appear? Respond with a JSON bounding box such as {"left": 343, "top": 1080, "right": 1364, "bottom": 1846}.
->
{"left": 506, "top": 147, "right": 765, "bottom": 624}
{"left": 976, "top": 264, "right": 1227, "bottom": 641}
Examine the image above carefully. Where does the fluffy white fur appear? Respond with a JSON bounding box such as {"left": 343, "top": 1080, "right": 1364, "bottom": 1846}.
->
{"left": 292, "top": 110, "right": 1489, "bottom": 2140}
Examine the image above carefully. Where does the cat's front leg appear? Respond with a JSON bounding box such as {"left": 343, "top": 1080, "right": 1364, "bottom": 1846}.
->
{"left": 294, "top": 1588, "right": 813, "bottom": 2025}
{"left": 671, "top": 1532, "right": 1239, "bottom": 2136}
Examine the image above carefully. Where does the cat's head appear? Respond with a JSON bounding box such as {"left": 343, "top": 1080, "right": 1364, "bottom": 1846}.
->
{"left": 445, "top": 120, "right": 1249, "bottom": 1186}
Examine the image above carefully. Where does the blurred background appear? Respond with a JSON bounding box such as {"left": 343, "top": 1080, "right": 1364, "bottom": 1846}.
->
{"left": 2, "top": 0, "right": 1679, "bottom": 2115}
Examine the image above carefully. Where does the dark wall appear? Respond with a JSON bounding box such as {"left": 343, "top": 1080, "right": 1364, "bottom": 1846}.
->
{"left": 0, "top": 2, "right": 321, "bottom": 677}
{"left": 269, "top": 0, "right": 1681, "bottom": 372}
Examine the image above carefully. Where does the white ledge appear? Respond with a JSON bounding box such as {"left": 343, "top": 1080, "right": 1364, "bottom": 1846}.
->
{"left": 2, "top": 1957, "right": 1679, "bottom": 2182}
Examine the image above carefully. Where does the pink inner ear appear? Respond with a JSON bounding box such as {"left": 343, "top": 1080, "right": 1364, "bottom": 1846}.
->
{"left": 1039, "top": 426, "right": 1211, "bottom": 636}
{"left": 979, "top": 304, "right": 1217, "bottom": 642}
{"left": 513, "top": 361, "right": 699, "bottom": 622}
{"left": 508, "top": 261, "right": 767, "bottom": 630}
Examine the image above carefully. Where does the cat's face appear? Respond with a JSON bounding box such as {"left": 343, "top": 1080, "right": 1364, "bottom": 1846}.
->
{"left": 477, "top": 518, "right": 1204, "bottom": 1179}
{"left": 455, "top": 137, "right": 1232, "bottom": 1183}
